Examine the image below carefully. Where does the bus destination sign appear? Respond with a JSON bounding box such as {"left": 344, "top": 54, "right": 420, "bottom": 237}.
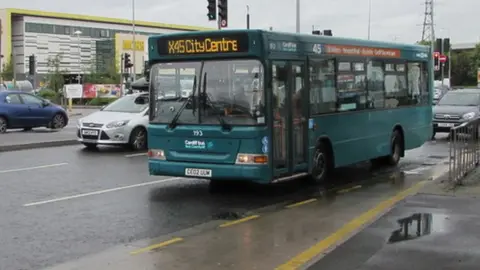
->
{"left": 157, "top": 33, "right": 249, "bottom": 55}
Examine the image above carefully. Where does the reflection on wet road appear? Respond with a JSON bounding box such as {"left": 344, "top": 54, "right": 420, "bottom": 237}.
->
{"left": 309, "top": 193, "right": 480, "bottom": 270}
{"left": 0, "top": 135, "right": 450, "bottom": 270}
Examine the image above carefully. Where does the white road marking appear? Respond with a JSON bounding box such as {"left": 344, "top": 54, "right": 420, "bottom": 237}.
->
{"left": 124, "top": 153, "right": 147, "bottom": 158}
{"left": 23, "top": 177, "right": 182, "bottom": 207}
{"left": 403, "top": 166, "right": 430, "bottom": 175}
{"left": 0, "top": 163, "right": 69, "bottom": 174}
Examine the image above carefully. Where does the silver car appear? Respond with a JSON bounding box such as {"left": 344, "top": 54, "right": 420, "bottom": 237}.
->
{"left": 432, "top": 89, "right": 480, "bottom": 139}
{"left": 77, "top": 93, "right": 149, "bottom": 150}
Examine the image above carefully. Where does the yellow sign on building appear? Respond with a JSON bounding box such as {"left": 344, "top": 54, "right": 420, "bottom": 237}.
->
{"left": 122, "top": 40, "right": 145, "bottom": 51}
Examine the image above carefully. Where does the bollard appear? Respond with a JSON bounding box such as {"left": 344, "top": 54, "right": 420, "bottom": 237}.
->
{"left": 68, "top": 98, "right": 72, "bottom": 112}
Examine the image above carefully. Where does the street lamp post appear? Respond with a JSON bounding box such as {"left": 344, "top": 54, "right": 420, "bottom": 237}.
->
{"left": 367, "top": 0, "right": 372, "bottom": 39}
{"left": 132, "top": 0, "right": 136, "bottom": 81}
{"left": 74, "top": 30, "right": 82, "bottom": 84}
{"left": 295, "top": 0, "right": 300, "bottom": 33}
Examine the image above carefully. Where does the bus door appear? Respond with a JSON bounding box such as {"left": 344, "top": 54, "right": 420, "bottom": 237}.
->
{"left": 271, "top": 61, "right": 308, "bottom": 178}
{"left": 290, "top": 62, "right": 308, "bottom": 173}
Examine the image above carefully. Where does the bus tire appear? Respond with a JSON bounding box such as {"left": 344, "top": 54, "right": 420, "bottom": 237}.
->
{"left": 386, "top": 130, "right": 403, "bottom": 166}
{"left": 310, "top": 142, "right": 332, "bottom": 184}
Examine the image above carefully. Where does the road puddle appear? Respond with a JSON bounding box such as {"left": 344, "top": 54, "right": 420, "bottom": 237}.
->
{"left": 388, "top": 212, "right": 451, "bottom": 244}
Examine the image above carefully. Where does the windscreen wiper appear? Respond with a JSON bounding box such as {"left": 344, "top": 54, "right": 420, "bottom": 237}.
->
{"left": 169, "top": 76, "right": 197, "bottom": 129}
{"left": 201, "top": 72, "right": 231, "bottom": 131}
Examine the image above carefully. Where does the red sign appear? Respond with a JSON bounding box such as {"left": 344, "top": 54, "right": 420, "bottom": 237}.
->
{"left": 434, "top": 51, "right": 440, "bottom": 57}
{"left": 439, "top": 55, "right": 447, "bottom": 62}
{"left": 324, "top": 44, "right": 400, "bottom": 58}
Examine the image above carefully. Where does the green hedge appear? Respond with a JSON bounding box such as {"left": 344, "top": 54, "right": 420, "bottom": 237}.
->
{"left": 87, "top": 97, "right": 117, "bottom": 106}
{"left": 37, "top": 89, "right": 59, "bottom": 103}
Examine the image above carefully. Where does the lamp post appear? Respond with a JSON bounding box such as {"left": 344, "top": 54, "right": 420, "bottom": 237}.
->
{"left": 132, "top": 0, "right": 136, "bottom": 80}
{"left": 295, "top": 0, "right": 300, "bottom": 33}
{"left": 367, "top": 0, "right": 372, "bottom": 39}
{"left": 74, "top": 30, "right": 82, "bottom": 84}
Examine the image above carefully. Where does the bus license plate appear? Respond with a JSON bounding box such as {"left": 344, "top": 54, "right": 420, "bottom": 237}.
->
{"left": 82, "top": 129, "right": 99, "bottom": 136}
{"left": 185, "top": 168, "right": 212, "bottom": 177}
{"left": 438, "top": 123, "right": 454, "bottom": 128}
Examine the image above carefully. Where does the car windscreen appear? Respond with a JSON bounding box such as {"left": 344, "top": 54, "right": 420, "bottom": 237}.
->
{"left": 437, "top": 92, "right": 480, "bottom": 106}
{"left": 102, "top": 95, "right": 149, "bottom": 113}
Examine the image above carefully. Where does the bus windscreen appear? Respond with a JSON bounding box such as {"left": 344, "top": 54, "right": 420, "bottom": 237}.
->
{"left": 156, "top": 33, "right": 249, "bottom": 55}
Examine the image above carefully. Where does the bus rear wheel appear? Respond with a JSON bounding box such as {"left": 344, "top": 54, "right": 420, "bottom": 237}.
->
{"left": 310, "top": 142, "right": 332, "bottom": 184}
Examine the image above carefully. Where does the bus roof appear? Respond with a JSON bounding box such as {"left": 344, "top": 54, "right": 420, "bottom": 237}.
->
{"left": 148, "top": 29, "right": 430, "bottom": 61}
{"left": 148, "top": 29, "right": 428, "bottom": 52}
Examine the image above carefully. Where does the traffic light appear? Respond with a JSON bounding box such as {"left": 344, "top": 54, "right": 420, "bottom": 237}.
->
{"left": 435, "top": 38, "right": 443, "bottom": 54}
{"left": 207, "top": 0, "right": 216, "bottom": 21}
{"left": 28, "top": 54, "right": 35, "bottom": 75}
{"left": 143, "top": 61, "right": 150, "bottom": 81}
{"left": 124, "top": 53, "right": 133, "bottom": 69}
{"left": 218, "top": 0, "right": 228, "bottom": 28}
{"left": 443, "top": 38, "right": 450, "bottom": 53}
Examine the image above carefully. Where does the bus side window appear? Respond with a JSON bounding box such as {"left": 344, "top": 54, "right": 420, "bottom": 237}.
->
{"left": 419, "top": 62, "right": 429, "bottom": 105}
{"left": 407, "top": 62, "right": 421, "bottom": 104}
{"left": 309, "top": 59, "right": 336, "bottom": 114}
{"left": 367, "top": 61, "right": 385, "bottom": 109}
{"left": 384, "top": 62, "right": 408, "bottom": 107}
{"left": 336, "top": 61, "right": 367, "bottom": 111}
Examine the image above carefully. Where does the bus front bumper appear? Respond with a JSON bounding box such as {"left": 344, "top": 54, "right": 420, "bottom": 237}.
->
{"left": 148, "top": 160, "right": 270, "bottom": 184}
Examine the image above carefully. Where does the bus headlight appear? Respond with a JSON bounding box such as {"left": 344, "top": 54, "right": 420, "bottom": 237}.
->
{"left": 235, "top": 154, "right": 268, "bottom": 165}
{"left": 148, "top": 149, "right": 165, "bottom": 160}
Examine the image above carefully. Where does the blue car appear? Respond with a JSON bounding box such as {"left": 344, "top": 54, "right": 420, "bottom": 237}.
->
{"left": 0, "top": 90, "right": 69, "bottom": 133}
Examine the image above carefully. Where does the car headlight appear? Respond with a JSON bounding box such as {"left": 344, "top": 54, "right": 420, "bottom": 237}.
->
{"left": 106, "top": 120, "right": 130, "bottom": 128}
{"left": 463, "top": 112, "right": 476, "bottom": 120}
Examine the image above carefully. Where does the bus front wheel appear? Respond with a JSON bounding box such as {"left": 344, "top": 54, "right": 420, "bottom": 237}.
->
{"left": 310, "top": 142, "right": 332, "bottom": 184}
{"left": 386, "top": 130, "right": 403, "bottom": 166}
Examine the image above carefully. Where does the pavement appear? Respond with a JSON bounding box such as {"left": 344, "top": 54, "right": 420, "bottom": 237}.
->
{"left": 0, "top": 133, "right": 456, "bottom": 270}
{"left": 0, "top": 108, "right": 97, "bottom": 152}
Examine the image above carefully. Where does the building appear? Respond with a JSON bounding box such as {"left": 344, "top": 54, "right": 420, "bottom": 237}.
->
{"left": 452, "top": 42, "right": 477, "bottom": 52}
{"left": 0, "top": 8, "right": 212, "bottom": 84}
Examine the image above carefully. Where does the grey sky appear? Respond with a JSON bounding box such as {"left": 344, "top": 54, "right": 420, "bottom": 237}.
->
{"left": 4, "top": 0, "right": 478, "bottom": 43}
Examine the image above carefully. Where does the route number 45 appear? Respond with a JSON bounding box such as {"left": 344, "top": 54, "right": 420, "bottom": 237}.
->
{"left": 193, "top": 130, "right": 203, "bottom": 136}
{"left": 312, "top": 44, "right": 322, "bottom": 54}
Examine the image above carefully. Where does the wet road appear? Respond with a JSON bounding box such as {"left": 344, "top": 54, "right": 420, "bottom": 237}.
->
{"left": 0, "top": 134, "right": 450, "bottom": 270}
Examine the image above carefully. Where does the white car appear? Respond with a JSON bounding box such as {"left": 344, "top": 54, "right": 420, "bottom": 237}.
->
{"left": 77, "top": 92, "right": 149, "bottom": 150}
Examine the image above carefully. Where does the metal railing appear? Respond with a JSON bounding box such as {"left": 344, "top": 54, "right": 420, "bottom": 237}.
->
{"left": 449, "top": 118, "right": 480, "bottom": 184}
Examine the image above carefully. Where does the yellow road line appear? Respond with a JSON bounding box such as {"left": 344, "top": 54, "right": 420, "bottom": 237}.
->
{"left": 336, "top": 185, "right": 362, "bottom": 194}
{"left": 219, "top": 215, "right": 260, "bottom": 228}
{"left": 275, "top": 181, "right": 427, "bottom": 270}
{"left": 286, "top": 198, "right": 318, "bottom": 209}
{"left": 130, "top": 237, "right": 183, "bottom": 255}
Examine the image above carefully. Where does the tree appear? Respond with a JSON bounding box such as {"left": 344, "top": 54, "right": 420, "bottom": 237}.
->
{"left": 46, "top": 53, "right": 65, "bottom": 93}
{"left": 416, "top": 40, "right": 431, "bottom": 46}
{"left": 83, "top": 56, "right": 120, "bottom": 84}
{"left": 470, "top": 43, "right": 480, "bottom": 73}
{"left": 451, "top": 51, "right": 475, "bottom": 86}
{"left": 0, "top": 58, "right": 14, "bottom": 81}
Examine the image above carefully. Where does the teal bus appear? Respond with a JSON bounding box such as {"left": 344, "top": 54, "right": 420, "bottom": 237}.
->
{"left": 146, "top": 30, "right": 432, "bottom": 188}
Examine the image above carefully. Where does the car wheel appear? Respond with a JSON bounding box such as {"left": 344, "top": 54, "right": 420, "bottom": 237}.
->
{"left": 129, "top": 127, "right": 147, "bottom": 151}
{"left": 0, "top": 117, "right": 7, "bottom": 133}
{"left": 51, "top": 113, "right": 66, "bottom": 129}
